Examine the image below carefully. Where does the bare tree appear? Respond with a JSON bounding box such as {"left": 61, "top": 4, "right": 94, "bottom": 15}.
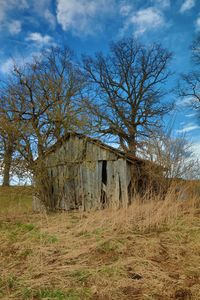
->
{"left": 0, "top": 110, "right": 19, "bottom": 186}
{"left": 141, "top": 128, "right": 199, "bottom": 180}
{"left": 3, "top": 46, "right": 88, "bottom": 209}
{"left": 179, "top": 36, "right": 200, "bottom": 109}
{"left": 83, "top": 38, "right": 173, "bottom": 155}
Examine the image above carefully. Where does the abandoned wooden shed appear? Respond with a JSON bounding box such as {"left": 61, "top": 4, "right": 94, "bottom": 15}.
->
{"left": 33, "top": 133, "right": 162, "bottom": 211}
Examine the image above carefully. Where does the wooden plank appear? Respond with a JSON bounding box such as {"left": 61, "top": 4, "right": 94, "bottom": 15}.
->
{"left": 106, "top": 161, "right": 118, "bottom": 208}
{"left": 118, "top": 159, "right": 129, "bottom": 208}
{"left": 85, "top": 141, "right": 117, "bottom": 161}
{"left": 81, "top": 161, "right": 102, "bottom": 211}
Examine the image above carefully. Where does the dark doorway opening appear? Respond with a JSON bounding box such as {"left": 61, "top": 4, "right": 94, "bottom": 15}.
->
{"left": 119, "top": 176, "right": 122, "bottom": 203}
{"left": 101, "top": 160, "right": 108, "bottom": 208}
{"left": 102, "top": 160, "right": 107, "bottom": 185}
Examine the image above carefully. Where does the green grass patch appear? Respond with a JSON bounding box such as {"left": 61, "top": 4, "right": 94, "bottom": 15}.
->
{"left": 0, "top": 186, "right": 33, "bottom": 213}
{"left": 10, "top": 223, "right": 38, "bottom": 242}
{"left": 17, "top": 222, "right": 36, "bottom": 231}
{"left": 22, "top": 287, "right": 91, "bottom": 300}
{"left": 32, "top": 231, "right": 59, "bottom": 244}
{"left": 69, "top": 269, "right": 91, "bottom": 284}
{"left": 98, "top": 266, "right": 123, "bottom": 278}
{"left": 0, "top": 221, "right": 38, "bottom": 243}
{"left": 96, "top": 240, "right": 121, "bottom": 253}
{"left": 0, "top": 275, "right": 19, "bottom": 296}
{"left": 0, "top": 219, "right": 58, "bottom": 245}
{"left": 74, "top": 230, "right": 92, "bottom": 238}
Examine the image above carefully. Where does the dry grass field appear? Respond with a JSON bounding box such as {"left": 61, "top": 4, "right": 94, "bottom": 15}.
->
{"left": 0, "top": 185, "right": 200, "bottom": 300}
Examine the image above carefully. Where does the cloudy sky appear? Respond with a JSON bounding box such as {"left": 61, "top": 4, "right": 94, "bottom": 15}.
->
{"left": 0, "top": 0, "right": 200, "bottom": 155}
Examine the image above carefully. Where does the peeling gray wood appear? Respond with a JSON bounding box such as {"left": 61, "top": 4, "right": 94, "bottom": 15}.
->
{"left": 35, "top": 135, "right": 141, "bottom": 211}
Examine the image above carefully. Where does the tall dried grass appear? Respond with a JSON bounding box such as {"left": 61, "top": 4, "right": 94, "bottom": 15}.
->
{"left": 76, "top": 182, "right": 200, "bottom": 234}
{"left": 0, "top": 183, "right": 199, "bottom": 300}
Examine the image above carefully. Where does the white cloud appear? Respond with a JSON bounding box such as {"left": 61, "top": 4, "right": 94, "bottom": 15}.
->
{"left": 191, "top": 142, "right": 200, "bottom": 157}
{"left": 17, "top": 0, "right": 28, "bottom": 9}
{"left": 0, "top": 51, "right": 42, "bottom": 74}
{"left": 0, "top": 0, "right": 27, "bottom": 36}
{"left": 56, "top": 0, "right": 115, "bottom": 36}
{"left": 32, "top": 0, "right": 51, "bottom": 12}
{"left": 44, "top": 9, "right": 56, "bottom": 29}
{"left": 8, "top": 20, "right": 22, "bottom": 35}
{"left": 185, "top": 113, "right": 196, "bottom": 117}
{"left": 177, "top": 123, "right": 200, "bottom": 133}
{"left": 151, "top": 0, "right": 170, "bottom": 9}
{"left": 176, "top": 96, "right": 194, "bottom": 107}
{"left": 129, "top": 7, "right": 165, "bottom": 36}
{"left": 31, "top": 1, "right": 57, "bottom": 28}
{"left": 196, "top": 16, "right": 200, "bottom": 31}
{"left": 0, "top": 1, "right": 56, "bottom": 35}
{"left": 180, "top": 0, "right": 196, "bottom": 13}
{"left": 119, "top": 3, "right": 132, "bottom": 16}
{"left": 26, "top": 32, "right": 53, "bottom": 45}
{"left": 0, "top": 0, "right": 28, "bottom": 22}
{"left": 0, "top": 58, "right": 14, "bottom": 74}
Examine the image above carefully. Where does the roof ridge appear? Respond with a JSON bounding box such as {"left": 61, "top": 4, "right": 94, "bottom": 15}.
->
{"left": 45, "top": 132, "right": 149, "bottom": 165}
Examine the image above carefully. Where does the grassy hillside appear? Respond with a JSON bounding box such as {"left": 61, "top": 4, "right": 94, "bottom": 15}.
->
{"left": 0, "top": 186, "right": 199, "bottom": 300}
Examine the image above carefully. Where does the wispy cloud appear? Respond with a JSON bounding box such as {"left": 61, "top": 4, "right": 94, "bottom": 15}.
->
{"left": 26, "top": 32, "right": 54, "bottom": 45}
{"left": 180, "top": 0, "right": 196, "bottom": 13}
{"left": 151, "top": 0, "right": 171, "bottom": 9}
{"left": 0, "top": 0, "right": 56, "bottom": 35}
{"left": 0, "top": 0, "right": 27, "bottom": 37}
{"left": 119, "top": 3, "right": 133, "bottom": 16}
{"left": 177, "top": 123, "right": 200, "bottom": 133}
{"left": 185, "top": 113, "right": 196, "bottom": 117}
{"left": 195, "top": 15, "right": 200, "bottom": 31}
{"left": 8, "top": 20, "right": 22, "bottom": 35}
{"left": 0, "top": 0, "right": 28, "bottom": 23}
{"left": 0, "top": 51, "right": 42, "bottom": 74}
{"left": 0, "top": 58, "right": 14, "bottom": 74}
{"left": 176, "top": 96, "right": 194, "bottom": 107}
{"left": 31, "top": 1, "right": 57, "bottom": 29}
{"left": 191, "top": 142, "right": 200, "bottom": 157}
{"left": 44, "top": 9, "right": 56, "bottom": 29}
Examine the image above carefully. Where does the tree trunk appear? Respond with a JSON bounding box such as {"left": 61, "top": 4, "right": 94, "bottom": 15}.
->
{"left": 127, "top": 136, "right": 137, "bottom": 156}
{"left": 2, "top": 139, "right": 14, "bottom": 186}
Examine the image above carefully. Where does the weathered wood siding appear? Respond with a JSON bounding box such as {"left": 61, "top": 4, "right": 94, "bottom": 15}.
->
{"left": 43, "top": 135, "right": 135, "bottom": 211}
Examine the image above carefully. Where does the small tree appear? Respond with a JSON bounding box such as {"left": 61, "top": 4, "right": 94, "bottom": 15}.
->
{"left": 0, "top": 110, "right": 19, "bottom": 186}
{"left": 83, "top": 38, "right": 173, "bottom": 155}
{"left": 141, "top": 128, "right": 199, "bottom": 180}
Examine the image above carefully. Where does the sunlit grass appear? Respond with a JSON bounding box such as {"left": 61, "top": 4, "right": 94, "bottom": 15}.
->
{"left": 0, "top": 186, "right": 33, "bottom": 215}
{"left": 0, "top": 185, "right": 199, "bottom": 299}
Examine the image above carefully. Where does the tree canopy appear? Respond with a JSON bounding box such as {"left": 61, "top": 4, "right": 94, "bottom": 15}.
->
{"left": 83, "top": 38, "right": 173, "bottom": 155}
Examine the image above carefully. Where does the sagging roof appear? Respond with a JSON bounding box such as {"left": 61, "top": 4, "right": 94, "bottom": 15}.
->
{"left": 45, "top": 132, "right": 157, "bottom": 167}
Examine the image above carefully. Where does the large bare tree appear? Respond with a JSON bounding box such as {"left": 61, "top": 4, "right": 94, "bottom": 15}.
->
{"left": 83, "top": 38, "right": 173, "bottom": 155}
{"left": 179, "top": 36, "right": 200, "bottom": 109}
{"left": 2, "top": 46, "right": 88, "bottom": 209}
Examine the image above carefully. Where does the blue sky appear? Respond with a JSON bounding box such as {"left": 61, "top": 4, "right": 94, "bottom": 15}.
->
{"left": 0, "top": 0, "right": 200, "bottom": 156}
